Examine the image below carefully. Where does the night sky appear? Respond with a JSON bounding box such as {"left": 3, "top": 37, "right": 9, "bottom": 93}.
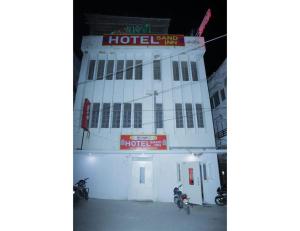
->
{"left": 74, "top": 0, "right": 227, "bottom": 76}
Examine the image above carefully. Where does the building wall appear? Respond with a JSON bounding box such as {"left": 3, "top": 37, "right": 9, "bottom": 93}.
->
{"left": 74, "top": 152, "right": 220, "bottom": 204}
{"left": 73, "top": 35, "right": 221, "bottom": 204}
{"left": 74, "top": 36, "right": 216, "bottom": 151}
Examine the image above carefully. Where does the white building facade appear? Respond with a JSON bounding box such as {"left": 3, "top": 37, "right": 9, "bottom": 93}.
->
{"left": 73, "top": 35, "right": 221, "bottom": 204}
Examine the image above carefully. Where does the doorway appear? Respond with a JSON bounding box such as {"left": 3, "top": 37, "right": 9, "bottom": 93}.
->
{"left": 182, "top": 161, "right": 203, "bottom": 205}
{"left": 129, "top": 159, "right": 153, "bottom": 201}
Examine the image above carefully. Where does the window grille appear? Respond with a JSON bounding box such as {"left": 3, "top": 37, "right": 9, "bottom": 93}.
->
{"left": 123, "top": 103, "right": 131, "bottom": 128}
{"left": 106, "top": 60, "right": 114, "bottom": 80}
{"left": 213, "top": 91, "right": 220, "bottom": 107}
{"left": 88, "top": 60, "right": 95, "bottom": 80}
{"left": 90, "top": 103, "right": 100, "bottom": 128}
{"left": 196, "top": 104, "right": 204, "bottom": 128}
{"left": 101, "top": 103, "right": 110, "bottom": 128}
{"left": 155, "top": 103, "right": 163, "bottom": 128}
{"left": 153, "top": 60, "right": 161, "bottom": 80}
{"left": 172, "top": 61, "right": 180, "bottom": 81}
{"left": 185, "top": 103, "right": 194, "bottom": 128}
{"left": 125, "top": 60, "right": 133, "bottom": 80}
{"left": 191, "top": 61, "right": 198, "bottom": 81}
{"left": 181, "top": 61, "right": 189, "bottom": 81}
{"left": 97, "top": 60, "right": 105, "bottom": 80}
{"left": 135, "top": 60, "right": 143, "bottom": 80}
{"left": 134, "top": 103, "right": 142, "bottom": 128}
{"left": 220, "top": 88, "right": 226, "bottom": 101}
{"left": 112, "top": 103, "right": 121, "bottom": 128}
{"left": 116, "top": 60, "right": 124, "bottom": 80}
{"left": 175, "top": 104, "right": 184, "bottom": 128}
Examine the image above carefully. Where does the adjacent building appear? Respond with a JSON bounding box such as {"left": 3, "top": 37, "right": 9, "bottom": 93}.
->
{"left": 207, "top": 59, "right": 227, "bottom": 186}
{"left": 73, "top": 33, "right": 222, "bottom": 205}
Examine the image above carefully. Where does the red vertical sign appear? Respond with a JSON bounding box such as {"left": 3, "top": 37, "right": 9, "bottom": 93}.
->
{"left": 81, "top": 99, "right": 90, "bottom": 131}
{"left": 198, "top": 8, "right": 212, "bottom": 36}
{"left": 188, "top": 168, "right": 194, "bottom": 185}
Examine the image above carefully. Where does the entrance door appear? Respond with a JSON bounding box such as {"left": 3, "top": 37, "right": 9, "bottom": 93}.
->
{"left": 182, "top": 161, "right": 203, "bottom": 205}
{"left": 129, "top": 160, "right": 153, "bottom": 201}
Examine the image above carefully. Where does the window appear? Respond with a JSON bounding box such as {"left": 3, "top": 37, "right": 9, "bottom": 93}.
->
{"left": 112, "top": 103, "right": 121, "bottom": 128}
{"left": 106, "top": 60, "right": 114, "bottom": 80}
{"left": 97, "top": 60, "right": 105, "bottom": 80}
{"left": 134, "top": 103, "right": 142, "bottom": 128}
{"left": 177, "top": 163, "right": 181, "bottom": 182}
{"left": 185, "top": 103, "right": 194, "bottom": 128}
{"left": 172, "top": 61, "right": 180, "bottom": 81}
{"left": 139, "top": 167, "right": 145, "bottom": 184}
{"left": 101, "top": 103, "right": 110, "bottom": 128}
{"left": 196, "top": 104, "right": 204, "bottom": 128}
{"left": 181, "top": 61, "right": 189, "bottom": 81}
{"left": 210, "top": 97, "right": 215, "bottom": 109}
{"left": 213, "top": 91, "right": 220, "bottom": 107}
{"left": 191, "top": 61, "right": 198, "bottom": 81}
{"left": 116, "top": 60, "right": 124, "bottom": 80}
{"left": 203, "top": 164, "right": 207, "bottom": 180}
{"left": 155, "top": 103, "right": 163, "bottom": 128}
{"left": 90, "top": 103, "right": 100, "bottom": 128}
{"left": 125, "top": 60, "right": 133, "bottom": 80}
{"left": 220, "top": 88, "right": 226, "bottom": 101}
{"left": 175, "top": 104, "right": 184, "bottom": 128}
{"left": 87, "top": 60, "right": 95, "bottom": 80}
{"left": 123, "top": 103, "right": 131, "bottom": 128}
{"left": 153, "top": 60, "right": 161, "bottom": 80}
{"left": 135, "top": 60, "right": 143, "bottom": 80}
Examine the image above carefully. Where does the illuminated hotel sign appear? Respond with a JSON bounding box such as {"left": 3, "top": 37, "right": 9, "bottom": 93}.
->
{"left": 102, "top": 34, "right": 185, "bottom": 46}
{"left": 120, "top": 135, "right": 167, "bottom": 150}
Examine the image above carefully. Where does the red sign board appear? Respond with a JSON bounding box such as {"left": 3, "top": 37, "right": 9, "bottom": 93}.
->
{"left": 198, "top": 9, "right": 212, "bottom": 36}
{"left": 81, "top": 98, "right": 90, "bottom": 131}
{"left": 102, "top": 34, "right": 185, "bottom": 46}
{"left": 120, "top": 135, "right": 167, "bottom": 150}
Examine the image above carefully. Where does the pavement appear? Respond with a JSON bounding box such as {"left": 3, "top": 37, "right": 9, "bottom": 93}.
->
{"left": 74, "top": 199, "right": 226, "bottom": 231}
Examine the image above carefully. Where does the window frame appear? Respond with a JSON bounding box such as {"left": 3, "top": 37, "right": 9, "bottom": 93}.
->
{"left": 153, "top": 59, "right": 161, "bottom": 80}
{"left": 101, "top": 103, "right": 111, "bottom": 128}
{"left": 122, "top": 103, "right": 132, "bottom": 128}
{"left": 90, "top": 103, "right": 100, "bottom": 128}
{"left": 87, "top": 60, "right": 96, "bottom": 80}
{"left": 134, "top": 103, "right": 142, "bottom": 128}
{"left": 185, "top": 103, "right": 194, "bottom": 128}
{"left": 112, "top": 103, "right": 121, "bottom": 128}
{"left": 175, "top": 103, "right": 184, "bottom": 128}
{"left": 155, "top": 103, "right": 163, "bottom": 128}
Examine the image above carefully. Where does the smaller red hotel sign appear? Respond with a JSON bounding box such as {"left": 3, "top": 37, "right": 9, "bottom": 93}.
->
{"left": 102, "top": 34, "right": 185, "bottom": 46}
{"left": 120, "top": 135, "right": 167, "bottom": 150}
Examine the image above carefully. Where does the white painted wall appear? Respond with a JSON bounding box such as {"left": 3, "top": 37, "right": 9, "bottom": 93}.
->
{"left": 74, "top": 152, "right": 220, "bottom": 204}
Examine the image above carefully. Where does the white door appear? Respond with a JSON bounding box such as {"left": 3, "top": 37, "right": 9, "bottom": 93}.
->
{"left": 182, "top": 161, "right": 203, "bottom": 205}
{"left": 129, "top": 160, "right": 153, "bottom": 201}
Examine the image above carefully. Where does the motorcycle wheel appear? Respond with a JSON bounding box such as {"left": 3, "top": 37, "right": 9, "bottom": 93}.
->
{"left": 186, "top": 205, "right": 190, "bottom": 215}
{"left": 84, "top": 190, "right": 89, "bottom": 200}
{"left": 177, "top": 200, "right": 183, "bottom": 209}
{"left": 215, "top": 196, "right": 225, "bottom": 206}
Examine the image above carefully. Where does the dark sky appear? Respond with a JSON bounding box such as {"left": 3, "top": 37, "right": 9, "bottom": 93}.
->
{"left": 74, "top": 0, "right": 227, "bottom": 76}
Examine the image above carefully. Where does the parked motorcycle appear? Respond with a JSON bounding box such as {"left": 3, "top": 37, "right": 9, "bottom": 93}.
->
{"left": 73, "top": 178, "right": 89, "bottom": 203}
{"left": 173, "top": 184, "right": 191, "bottom": 214}
{"left": 215, "top": 185, "right": 227, "bottom": 206}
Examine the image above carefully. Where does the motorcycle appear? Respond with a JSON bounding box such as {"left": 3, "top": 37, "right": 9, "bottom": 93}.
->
{"left": 173, "top": 184, "right": 191, "bottom": 215}
{"left": 73, "top": 178, "right": 89, "bottom": 203}
{"left": 215, "top": 185, "right": 227, "bottom": 206}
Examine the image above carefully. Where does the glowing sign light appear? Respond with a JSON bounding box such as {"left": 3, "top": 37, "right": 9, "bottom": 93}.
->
{"left": 198, "top": 9, "right": 212, "bottom": 36}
